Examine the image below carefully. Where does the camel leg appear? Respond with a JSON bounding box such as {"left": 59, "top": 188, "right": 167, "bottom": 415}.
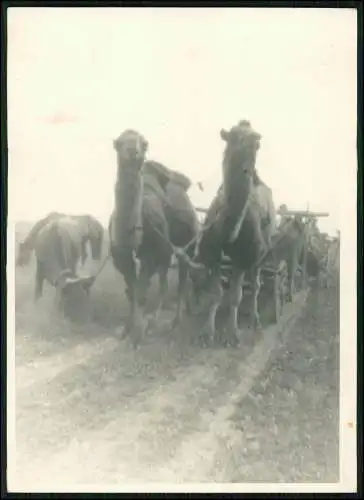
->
{"left": 147, "top": 266, "right": 169, "bottom": 331}
{"left": 252, "top": 211, "right": 269, "bottom": 260}
{"left": 126, "top": 260, "right": 146, "bottom": 347}
{"left": 113, "top": 249, "right": 145, "bottom": 347}
{"left": 288, "top": 251, "right": 298, "bottom": 302}
{"left": 250, "top": 267, "right": 263, "bottom": 332}
{"left": 137, "top": 258, "right": 156, "bottom": 308}
{"left": 171, "top": 261, "right": 189, "bottom": 330}
{"left": 34, "top": 260, "right": 44, "bottom": 302}
{"left": 54, "top": 286, "right": 63, "bottom": 314}
{"left": 81, "top": 241, "right": 87, "bottom": 267}
{"left": 137, "top": 258, "right": 169, "bottom": 332}
{"left": 199, "top": 269, "right": 224, "bottom": 346}
{"left": 225, "top": 268, "right": 245, "bottom": 345}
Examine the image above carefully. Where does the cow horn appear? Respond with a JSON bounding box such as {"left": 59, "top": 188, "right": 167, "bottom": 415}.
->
{"left": 60, "top": 251, "right": 109, "bottom": 291}
{"left": 63, "top": 275, "right": 97, "bottom": 289}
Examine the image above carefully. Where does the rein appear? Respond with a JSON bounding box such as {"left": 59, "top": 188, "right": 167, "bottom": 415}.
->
{"left": 227, "top": 193, "right": 252, "bottom": 244}
{"left": 88, "top": 250, "right": 111, "bottom": 279}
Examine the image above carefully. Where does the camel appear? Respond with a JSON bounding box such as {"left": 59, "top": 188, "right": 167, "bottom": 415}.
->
{"left": 301, "top": 221, "right": 335, "bottom": 287}
{"left": 271, "top": 215, "right": 307, "bottom": 300}
{"left": 186, "top": 120, "right": 277, "bottom": 346}
{"left": 323, "top": 234, "right": 340, "bottom": 287}
{"left": 109, "top": 129, "right": 199, "bottom": 346}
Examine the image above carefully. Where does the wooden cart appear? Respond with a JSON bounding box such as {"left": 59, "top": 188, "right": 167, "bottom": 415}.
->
{"left": 195, "top": 206, "right": 329, "bottom": 325}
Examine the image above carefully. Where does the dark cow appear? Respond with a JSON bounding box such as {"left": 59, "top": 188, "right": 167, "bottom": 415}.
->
{"left": 32, "top": 217, "right": 102, "bottom": 318}
{"left": 16, "top": 212, "right": 104, "bottom": 269}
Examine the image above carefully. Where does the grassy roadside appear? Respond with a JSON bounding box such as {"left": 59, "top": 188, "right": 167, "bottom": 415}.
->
{"left": 229, "top": 285, "right": 339, "bottom": 483}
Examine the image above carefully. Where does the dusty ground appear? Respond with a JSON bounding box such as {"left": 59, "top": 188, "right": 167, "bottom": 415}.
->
{"left": 10, "top": 230, "right": 339, "bottom": 490}
{"left": 228, "top": 284, "right": 339, "bottom": 483}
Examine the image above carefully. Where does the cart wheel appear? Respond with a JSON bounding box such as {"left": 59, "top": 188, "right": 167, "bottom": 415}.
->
{"left": 274, "top": 260, "right": 289, "bottom": 324}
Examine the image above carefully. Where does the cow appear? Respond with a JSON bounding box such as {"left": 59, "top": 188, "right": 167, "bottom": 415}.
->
{"left": 16, "top": 212, "right": 104, "bottom": 270}
{"left": 31, "top": 216, "right": 102, "bottom": 319}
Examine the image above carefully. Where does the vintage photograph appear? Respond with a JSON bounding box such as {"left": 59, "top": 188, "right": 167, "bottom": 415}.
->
{"left": 6, "top": 6, "right": 357, "bottom": 493}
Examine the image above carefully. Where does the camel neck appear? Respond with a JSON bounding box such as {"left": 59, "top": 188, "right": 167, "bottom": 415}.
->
{"left": 222, "top": 152, "right": 255, "bottom": 216}
{"left": 116, "top": 155, "right": 143, "bottom": 180}
{"left": 113, "top": 156, "right": 144, "bottom": 248}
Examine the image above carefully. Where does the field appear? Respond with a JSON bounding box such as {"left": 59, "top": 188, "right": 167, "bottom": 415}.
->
{"left": 10, "top": 225, "right": 340, "bottom": 490}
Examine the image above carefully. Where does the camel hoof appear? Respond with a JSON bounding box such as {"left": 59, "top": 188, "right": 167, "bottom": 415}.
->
{"left": 255, "top": 322, "right": 263, "bottom": 333}
{"left": 124, "top": 314, "right": 147, "bottom": 346}
{"left": 170, "top": 314, "right": 184, "bottom": 333}
{"left": 199, "top": 323, "right": 215, "bottom": 347}
{"left": 223, "top": 338, "right": 239, "bottom": 348}
{"left": 146, "top": 315, "right": 159, "bottom": 334}
{"left": 129, "top": 337, "right": 141, "bottom": 350}
{"left": 249, "top": 318, "right": 263, "bottom": 333}
{"left": 199, "top": 336, "right": 211, "bottom": 348}
{"left": 131, "top": 327, "right": 144, "bottom": 348}
{"left": 223, "top": 328, "right": 241, "bottom": 347}
{"left": 115, "top": 325, "right": 129, "bottom": 340}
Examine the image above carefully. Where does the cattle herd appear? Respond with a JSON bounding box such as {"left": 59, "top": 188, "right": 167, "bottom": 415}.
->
{"left": 16, "top": 120, "right": 340, "bottom": 348}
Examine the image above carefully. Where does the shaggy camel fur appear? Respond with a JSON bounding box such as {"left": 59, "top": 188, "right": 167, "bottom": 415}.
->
{"left": 109, "top": 130, "right": 199, "bottom": 346}
{"left": 190, "top": 120, "right": 276, "bottom": 346}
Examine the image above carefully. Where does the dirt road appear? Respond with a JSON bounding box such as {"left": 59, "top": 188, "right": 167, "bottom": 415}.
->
{"left": 11, "top": 260, "right": 339, "bottom": 491}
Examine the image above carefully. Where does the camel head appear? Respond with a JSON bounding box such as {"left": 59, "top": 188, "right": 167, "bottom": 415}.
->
{"left": 220, "top": 120, "right": 262, "bottom": 210}
{"left": 279, "top": 204, "right": 288, "bottom": 214}
{"left": 113, "top": 129, "right": 148, "bottom": 168}
{"left": 220, "top": 120, "right": 262, "bottom": 174}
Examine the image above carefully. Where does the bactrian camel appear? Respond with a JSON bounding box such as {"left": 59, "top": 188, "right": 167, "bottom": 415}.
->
{"left": 109, "top": 129, "right": 199, "bottom": 347}
{"left": 188, "top": 120, "right": 277, "bottom": 346}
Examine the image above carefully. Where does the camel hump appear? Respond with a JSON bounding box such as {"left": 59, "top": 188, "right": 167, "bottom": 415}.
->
{"left": 143, "top": 160, "right": 192, "bottom": 192}
{"left": 143, "top": 161, "right": 172, "bottom": 188}
{"left": 253, "top": 182, "right": 273, "bottom": 203}
{"left": 168, "top": 171, "right": 192, "bottom": 191}
{"left": 253, "top": 170, "right": 271, "bottom": 192}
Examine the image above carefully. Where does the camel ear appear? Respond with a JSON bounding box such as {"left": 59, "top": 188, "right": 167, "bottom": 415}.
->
{"left": 113, "top": 139, "right": 118, "bottom": 150}
{"left": 220, "top": 129, "right": 229, "bottom": 141}
{"left": 142, "top": 139, "right": 149, "bottom": 152}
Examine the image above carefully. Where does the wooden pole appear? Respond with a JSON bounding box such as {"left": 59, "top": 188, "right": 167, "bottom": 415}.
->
{"left": 197, "top": 206, "right": 329, "bottom": 218}
{"left": 276, "top": 210, "right": 329, "bottom": 218}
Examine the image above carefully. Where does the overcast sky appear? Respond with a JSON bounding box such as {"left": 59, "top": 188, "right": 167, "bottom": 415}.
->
{"left": 7, "top": 7, "right": 357, "bottom": 235}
